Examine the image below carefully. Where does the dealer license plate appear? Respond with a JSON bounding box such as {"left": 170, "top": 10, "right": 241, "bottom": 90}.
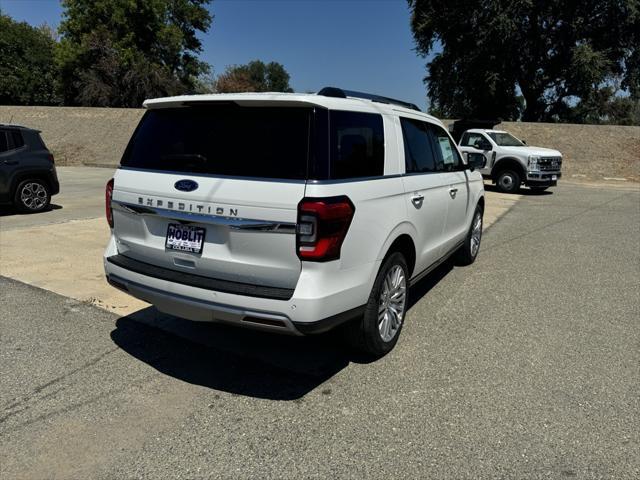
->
{"left": 165, "top": 223, "right": 205, "bottom": 254}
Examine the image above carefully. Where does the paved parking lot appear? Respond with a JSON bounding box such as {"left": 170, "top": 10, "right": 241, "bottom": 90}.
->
{"left": 1, "top": 171, "right": 639, "bottom": 478}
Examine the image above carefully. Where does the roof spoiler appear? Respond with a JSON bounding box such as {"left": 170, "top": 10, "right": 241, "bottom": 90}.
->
{"left": 317, "top": 87, "right": 421, "bottom": 112}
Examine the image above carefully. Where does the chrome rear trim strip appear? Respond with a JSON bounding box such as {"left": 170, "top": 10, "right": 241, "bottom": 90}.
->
{"left": 113, "top": 201, "right": 296, "bottom": 233}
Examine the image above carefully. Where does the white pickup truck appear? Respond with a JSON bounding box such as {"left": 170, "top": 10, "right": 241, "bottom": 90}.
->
{"left": 458, "top": 129, "right": 562, "bottom": 193}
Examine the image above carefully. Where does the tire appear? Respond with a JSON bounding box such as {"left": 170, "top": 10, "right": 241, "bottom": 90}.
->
{"left": 529, "top": 186, "right": 548, "bottom": 193}
{"left": 14, "top": 179, "right": 51, "bottom": 213}
{"left": 455, "top": 205, "right": 483, "bottom": 266}
{"left": 495, "top": 169, "right": 521, "bottom": 194}
{"left": 345, "top": 252, "right": 409, "bottom": 357}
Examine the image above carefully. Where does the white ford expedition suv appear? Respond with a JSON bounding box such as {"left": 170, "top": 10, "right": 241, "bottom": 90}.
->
{"left": 104, "top": 88, "right": 485, "bottom": 356}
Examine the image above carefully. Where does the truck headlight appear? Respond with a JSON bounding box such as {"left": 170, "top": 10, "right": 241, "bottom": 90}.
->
{"left": 528, "top": 155, "right": 540, "bottom": 171}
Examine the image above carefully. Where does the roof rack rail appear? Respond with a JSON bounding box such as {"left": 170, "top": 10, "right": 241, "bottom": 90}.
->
{"left": 317, "top": 87, "right": 421, "bottom": 112}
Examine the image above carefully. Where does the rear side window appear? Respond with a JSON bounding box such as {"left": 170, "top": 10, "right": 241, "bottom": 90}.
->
{"left": 121, "top": 106, "right": 312, "bottom": 180}
{"left": 461, "top": 132, "right": 486, "bottom": 147}
{"left": 329, "top": 111, "right": 384, "bottom": 179}
{"left": 11, "top": 131, "right": 24, "bottom": 149}
{"left": 400, "top": 118, "right": 437, "bottom": 173}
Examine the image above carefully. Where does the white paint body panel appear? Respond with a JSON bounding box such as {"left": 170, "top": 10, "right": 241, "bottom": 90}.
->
{"left": 104, "top": 93, "right": 485, "bottom": 332}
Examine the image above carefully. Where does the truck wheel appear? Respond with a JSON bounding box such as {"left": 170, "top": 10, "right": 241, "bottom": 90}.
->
{"left": 14, "top": 179, "right": 51, "bottom": 213}
{"left": 496, "top": 170, "right": 521, "bottom": 194}
{"left": 345, "top": 252, "right": 409, "bottom": 358}
{"left": 455, "top": 205, "right": 483, "bottom": 266}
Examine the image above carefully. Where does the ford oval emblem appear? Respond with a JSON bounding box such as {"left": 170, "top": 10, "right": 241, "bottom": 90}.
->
{"left": 174, "top": 179, "right": 198, "bottom": 192}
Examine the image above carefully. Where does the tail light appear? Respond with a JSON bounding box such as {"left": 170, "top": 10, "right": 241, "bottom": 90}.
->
{"left": 105, "top": 178, "right": 114, "bottom": 228}
{"left": 297, "top": 196, "right": 355, "bottom": 261}
{"left": 47, "top": 153, "right": 55, "bottom": 164}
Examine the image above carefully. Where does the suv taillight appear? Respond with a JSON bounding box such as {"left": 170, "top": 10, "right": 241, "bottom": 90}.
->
{"left": 297, "top": 196, "right": 355, "bottom": 261}
{"left": 105, "top": 178, "right": 114, "bottom": 228}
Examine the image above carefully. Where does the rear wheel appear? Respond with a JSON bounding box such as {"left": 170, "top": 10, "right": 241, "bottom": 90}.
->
{"left": 14, "top": 179, "right": 51, "bottom": 213}
{"left": 495, "top": 169, "right": 521, "bottom": 194}
{"left": 455, "top": 205, "right": 483, "bottom": 266}
{"left": 345, "top": 252, "right": 409, "bottom": 357}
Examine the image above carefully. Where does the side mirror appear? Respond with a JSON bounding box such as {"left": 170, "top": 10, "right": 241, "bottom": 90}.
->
{"left": 467, "top": 152, "right": 486, "bottom": 171}
{"left": 478, "top": 141, "right": 492, "bottom": 151}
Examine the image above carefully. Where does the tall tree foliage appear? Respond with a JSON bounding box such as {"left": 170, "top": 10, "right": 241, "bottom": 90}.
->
{"left": 0, "top": 15, "right": 60, "bottom": 105}
{"left": 408, "top": 0, "right": 640, "bottom": 124}
{"left": 214, "top": 60, "right": 293, "bottom": 93}
{"left": 58, "top": 0, "right": 213, "bottom": 107}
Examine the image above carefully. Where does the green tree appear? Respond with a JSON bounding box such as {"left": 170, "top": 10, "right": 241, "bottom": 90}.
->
{"left": 58, "top": 0, "right": 213, "bottom": 107}
{"left": 408, "top": 0, "right": 640, "bottom": 124}
{"left": 214, "top": 60, "right": 293, "bottom": 93}
{"left": 0, "top": 14, "right": 60, "bottom": 105}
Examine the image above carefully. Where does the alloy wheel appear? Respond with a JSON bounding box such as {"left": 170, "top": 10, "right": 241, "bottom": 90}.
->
{"left": 378, "top": 264, "right": 407, "bottom": 342}
{"left": 20, "top": 182, "right": 48, "bottom": 210}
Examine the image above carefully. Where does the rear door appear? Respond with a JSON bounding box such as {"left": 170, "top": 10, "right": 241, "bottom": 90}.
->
{"left": 399, "top": 118, "right": 450, "bottom": 274}
{"left": 111, "top": 105, "right": 311, "bottom": 290}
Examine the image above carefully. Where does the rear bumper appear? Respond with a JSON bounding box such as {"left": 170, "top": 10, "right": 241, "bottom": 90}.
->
{"left": 104, "top": 237, "right": 375, "bottom": 335}
{"left": 48, "top": 167, "right": 60, "bottom": 196}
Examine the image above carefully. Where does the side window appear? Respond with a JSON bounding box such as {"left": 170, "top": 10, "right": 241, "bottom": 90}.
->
{"left": 431, "top": 126, "right": 462, "bottom": 171}
{"left": 461, "top": 132, "right": 484, "bottom": 147}
{"left": 11, "top": 130, "right": 24, "bottom": 149}
{"left": 329, "top": 111, "right": 384, "bottom": 179}
{"left": 400, "top": 118, "right": 437, "bottom": 173}
{"left": 0, "top": 131, "right": 8, "bottom": 153}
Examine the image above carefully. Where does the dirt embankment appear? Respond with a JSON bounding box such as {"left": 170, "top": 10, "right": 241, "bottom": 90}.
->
{"left": 1, "top": 105, "right": 638, "bottom": 182}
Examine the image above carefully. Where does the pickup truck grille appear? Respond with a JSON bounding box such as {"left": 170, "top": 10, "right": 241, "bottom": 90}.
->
{"left": 539, "top": 156, "right": 562, "bottom": 171}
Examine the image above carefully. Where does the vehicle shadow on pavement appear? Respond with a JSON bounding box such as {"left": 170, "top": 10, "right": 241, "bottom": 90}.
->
{"left": 407, "top": 260, "right": 454, "bottom": 311}
{"left": 483, "top": 184, "right": 553, "bottom": 196}
{"left": 111, "top": 307, "right": 373, "bottom": 400}
{"left": 0, "top": 203, "right": 62, "bottom": 216}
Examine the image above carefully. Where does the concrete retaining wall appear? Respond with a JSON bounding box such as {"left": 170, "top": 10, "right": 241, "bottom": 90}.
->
{"left": 1, "top": 105, "right": 638, "bottom": 181}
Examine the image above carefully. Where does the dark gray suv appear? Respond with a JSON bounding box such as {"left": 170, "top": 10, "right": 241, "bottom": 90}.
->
{"left": 0, "top": 124, "right": 59, "bottom": 212}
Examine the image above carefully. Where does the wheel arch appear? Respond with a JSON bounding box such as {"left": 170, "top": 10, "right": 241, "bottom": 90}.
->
{"left": 10, "top": 171, "right": 52, "bottom": 199}
{"left": 491, "top": 157, "right": 526, "bottom": 181}
{"left": 377, "top": 222, "right": 418, "bottom": 278}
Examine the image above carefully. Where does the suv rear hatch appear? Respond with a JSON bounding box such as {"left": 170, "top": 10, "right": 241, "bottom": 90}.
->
{"left": 111, "top": 104, "right": 312, "bottom": 294}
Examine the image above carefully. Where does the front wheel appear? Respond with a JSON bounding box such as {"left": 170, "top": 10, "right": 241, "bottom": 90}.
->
{"left": 345, "top": 252, "right": 409, "bottom": 357}
{"left": 455, "top": 205, "right": 483, "bottom": 266}
{"left": 14, "top": 179, "right": 51, "bottom": 213}
{"left": 495, "top": 169, "right": 521, "bottom": 194}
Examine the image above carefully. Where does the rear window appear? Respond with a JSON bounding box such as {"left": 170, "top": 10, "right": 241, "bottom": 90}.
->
{"left": 329, "top": 111, "right": 384, "bottom": 179}
{"left": 121, "top": 106, "right": 312, "bottom": 180}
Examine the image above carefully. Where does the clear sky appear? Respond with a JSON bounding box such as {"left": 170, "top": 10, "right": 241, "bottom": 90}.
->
{"left": 0, "top": 0, "right": 434, "bottom": 110}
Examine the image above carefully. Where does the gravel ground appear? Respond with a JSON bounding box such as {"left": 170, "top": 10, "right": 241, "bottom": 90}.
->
{"left": 1, "top": 183, "right": 639, "bottom": 479}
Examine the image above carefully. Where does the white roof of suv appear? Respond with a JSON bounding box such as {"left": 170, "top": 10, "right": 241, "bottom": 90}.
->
{"left": 143, "top": 91, "right": 442, "bottom": 126}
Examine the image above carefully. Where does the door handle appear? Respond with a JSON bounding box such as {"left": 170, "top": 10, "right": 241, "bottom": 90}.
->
{"left": 2, "top": 160, "right": 18, "bottom": 165}
{"left": 411, "top": 194, "right": 424, "bottom": 206}
{"left": 449, "top": 188, "right": 458, "bottom": 199}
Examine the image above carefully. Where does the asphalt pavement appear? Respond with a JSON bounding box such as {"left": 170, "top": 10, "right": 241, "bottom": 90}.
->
{"left": 1, "top": 183, "right": 639, "bottom": 479}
